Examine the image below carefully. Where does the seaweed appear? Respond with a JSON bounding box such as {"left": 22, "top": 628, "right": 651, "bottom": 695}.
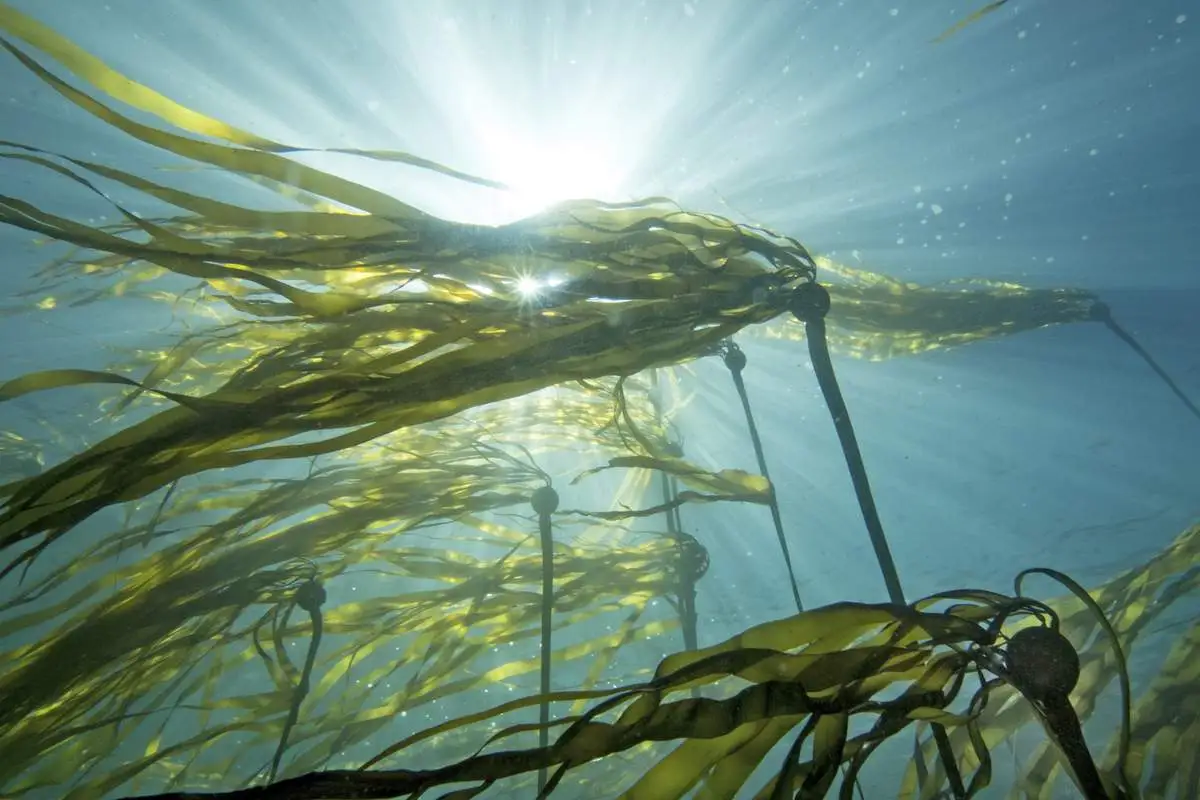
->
{"left": 0, "top": 4, "right": 1196, "bottom": 799}
{"left": 933, "top": 1, "right": 1013, "bottom": 44}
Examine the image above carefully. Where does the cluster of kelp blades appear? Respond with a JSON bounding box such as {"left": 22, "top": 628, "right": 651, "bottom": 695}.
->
{"left": 0, "top": 3, "right": 1196, "bottom": 798}
{"left": 3, "top": 513, "right": 1196, "bottom": 800}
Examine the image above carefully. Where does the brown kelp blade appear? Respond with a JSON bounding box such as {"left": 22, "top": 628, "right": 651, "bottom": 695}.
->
{"left": 933, "top": 0, "right": 1012, "bottom": 44}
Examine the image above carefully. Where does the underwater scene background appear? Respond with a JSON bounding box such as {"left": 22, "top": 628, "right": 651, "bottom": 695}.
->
{"left": 0, "top": 1, "right": 1197, "bottom": 798}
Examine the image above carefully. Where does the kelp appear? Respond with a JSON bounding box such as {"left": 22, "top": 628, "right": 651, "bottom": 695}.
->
{"left": 0, "top": 430, "right": 46, "bottom": 481}
{"left": 0, "top": 4, "right": 1196, "bottom": 799}
{"left": 933, "top": 1, "right": 1014, "bottom": 44}
{"left": 757, "top": 258, "right": 1099, "bottom": 361}
{"left": 59, "top": 522, "right": 1190, "bottom": 800}
{"left": 0, "top": 479, "right": 697, "bottom": 796}
{"left": 904, "top": 522, "right": 1200, "bottom": 799}
{"left": 0, "top": 383, "right": 749, "bottom": 796}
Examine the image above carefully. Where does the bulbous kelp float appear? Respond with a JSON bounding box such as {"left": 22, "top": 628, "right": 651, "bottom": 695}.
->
{"left": 0, "top": 5, "right": 1197, "bottom": 799}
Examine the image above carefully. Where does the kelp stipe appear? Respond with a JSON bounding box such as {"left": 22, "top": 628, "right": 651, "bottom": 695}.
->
{"left": 1011, "top": 568, "right": 1136, "bottom": 799}
{"left": 1088, "top": 301, "right": 1200, "bottom": 425}
{"left": 713, "top": 339, "right": 805, "bottom": 613}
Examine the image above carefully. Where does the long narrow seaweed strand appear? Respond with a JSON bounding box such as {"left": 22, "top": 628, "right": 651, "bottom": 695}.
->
{"left": 1091, "top": 301, "right": 1200, "bottom": 423}
{"left": 790, "top": 284, "right": 904, "bottom": 604}
{"left": 530, "top": 485, "right": 560, "bottom": 795}
{"left": 717, "top": 339, "right": 804, "bottom": 612}
{"left": 267, "top": 577, "right": 325, "bottom": 784}
{"left": 789, "top": 281, "right": 966, "bottom": 799}
{"left": 649, "top": 369, "right": 699, "bottom": 650}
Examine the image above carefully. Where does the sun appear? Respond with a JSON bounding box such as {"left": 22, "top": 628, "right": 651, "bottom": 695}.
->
{"left": 485, "top": 136, "right": 630, "bottom": 221}
{"left": 515, "top": 275, "right": 542, "bottom": 298}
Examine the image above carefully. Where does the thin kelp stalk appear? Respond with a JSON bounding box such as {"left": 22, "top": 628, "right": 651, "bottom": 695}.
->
{"left": 717, "top": 339, "right": 804, "bottom": 612}
{"left": 659, "top": 467, "right": 696, "bottom": 650}
{"left": 931, "top": 727, "right": 969, "bottom": 800}
{"left": 788, "top": 282, "right": 969, "bottom": 797}
{"left": 267, "top": 576, "right": 326, "bottom": 784}
{"left": 662, "top": 440, "right": 685, "bottom": 540}
{"left": 672, "top": 532, "right": 708, "bottom": 658}
{"left": 1090, "top": 301, "right": 1200, "bottom": 424}
{"left": 530, "top": 485, "right": 560, "bottom": 795}
{"left": 787, "top": 283, "right": 905, "bottom": 605}
{"left": 648, "top": 369, "right": 698, "bottom": 651}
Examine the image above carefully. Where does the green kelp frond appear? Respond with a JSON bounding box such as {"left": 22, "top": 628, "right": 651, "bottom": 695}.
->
{"left": 0, "top": 378, "right": 756, "bottom": 797}
{"left": 7, "top": 520, "right": 1194, "bottom": 798}
{"left": 92, "top": 537, "right": 1186, "bottom": 800}
{"left": 99, "top": 524, "right": 1186, "bottom": 800}
{"left": 1118, "top": 617, "right": 1200, "bottom": 798}
{"left": 755, "top": 256, "right": 1100, "bottom": 360}
{"left": 0, "top": 474, "right": 693, "bottom": 796}
{"left": 0, "top": 16, "right": 817, "bottom": 558}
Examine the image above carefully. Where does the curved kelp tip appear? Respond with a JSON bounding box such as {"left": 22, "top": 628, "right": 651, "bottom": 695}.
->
{"left": 1012, "top": 567, "right": 1136, "bottom": 799}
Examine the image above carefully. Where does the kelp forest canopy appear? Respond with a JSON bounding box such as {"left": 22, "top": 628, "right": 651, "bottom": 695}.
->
{"left": 0, "top": 4, "right": 1196, "bottom": 800}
